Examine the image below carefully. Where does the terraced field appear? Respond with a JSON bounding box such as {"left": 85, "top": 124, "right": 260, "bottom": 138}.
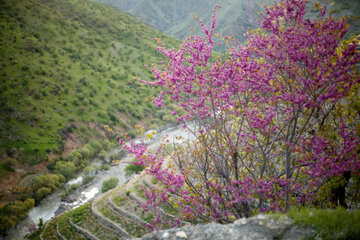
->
{"left": 28, "top": 170, "right": 183, "bottom": 240}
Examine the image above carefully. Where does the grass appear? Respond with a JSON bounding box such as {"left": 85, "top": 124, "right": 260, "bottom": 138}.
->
{"left": 112, "top": 195, "right": 125, "bottom": 206}
{"left": 125, "top": 162, "right": 145, "bottom": 177}
{"left": 132, "top": 184, "right": 147, "bottom": 199}
{"left": 0, "top": 0, "right": 182, "bottom": 232}
{"left": 0, "top": 0, "right": 180, "bottom": 166}
{"left": 273, "top": 207, "right": 360, "bottom": 240}
{"left": 96, "top": 0, "right": 360, "bottom": 53}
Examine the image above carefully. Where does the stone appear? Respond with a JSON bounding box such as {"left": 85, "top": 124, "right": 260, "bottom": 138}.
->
{"left": 175, "top": 231, "right": 187, "bottom": 239}
{"left": 141, "top": 215, "right": 317, "bottom": 240}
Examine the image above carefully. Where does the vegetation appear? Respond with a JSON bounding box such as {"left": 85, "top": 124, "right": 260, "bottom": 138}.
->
{"left": 0, "top": 199, "right": 35, "bottom": 235}
{"left": 101, "top": 177, "right": 119, "bottom": 193}
{"left": 286, "top": 207, "right": 360, "bottom": 240}
{"left": 0, "top": 0, "right": 179, "bottom": 165}
{"left": 32, "top": 174, "right": 65, "bottom": 202}
{"left": 124, "top": 0, "right": 360, "bottom": 228}
{"left": 0, "top": 0, "right": 181, "bottom": 235}
{"left": 125, "top": 159, "right": 145, "bottom": 177}
{"left": 96, "top": 0, "right": 360, "bottom": 49}
{"left": 26, "top": 161, "right": 360, "bottom": 240}
{"left": 62, "top": 183, "right": 80, "bottom": 198}
{"left": 1, "top": 0, "right": 359, "bottom": 238}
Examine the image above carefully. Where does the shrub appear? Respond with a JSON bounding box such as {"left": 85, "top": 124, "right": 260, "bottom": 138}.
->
{"left": 35, "top": 187, "right": 51, "bottom": 201}
{"left": 82, "top": 176, "right": 94, "bottom": 186}
{"left": 102, "top": 164, "right": 110, "bottom": 170}
{"left": 125, "top": 160, "right": 145, "bottom": 177}
{"left": 0, "top": 199, "right": 35, "bottom": 235}
{"left": 53, "top": 161, "right": 76, "bottom": 180}
{"left": 101, "top": 177, "right": 119, "bottom": 193}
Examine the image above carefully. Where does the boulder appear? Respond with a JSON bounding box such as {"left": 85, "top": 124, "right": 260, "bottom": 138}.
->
{"left": 141, "top": 215, "right": 315, "bottom": 240}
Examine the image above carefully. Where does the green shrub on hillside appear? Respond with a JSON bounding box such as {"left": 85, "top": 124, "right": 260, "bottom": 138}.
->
{"left": 101, "top": 177, "right": 119, "bottom": 193}
{"left": 35, "top": 187, "right": 51, "bottom": 202}
{"left": 0, "top": 199, "right": 35, "bottom": 235}
{"left": 53, "top": 161, "right": 76, "bottom": 180}
{"left": 32, "top": 174, "right": 65, "bottom": 191}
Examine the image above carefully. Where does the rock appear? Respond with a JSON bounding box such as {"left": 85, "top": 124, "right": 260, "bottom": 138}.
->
{"left": 55, "top": 203, "right": 71, "bottom": 216}
{"left": 61, "top": 196, "right": 75, "bottom": 203}
{"left": 175, "top": 231, "right": 187, "bottom": 239}
{"left": 141, "top": 215, "right": 316, "bottom": 240}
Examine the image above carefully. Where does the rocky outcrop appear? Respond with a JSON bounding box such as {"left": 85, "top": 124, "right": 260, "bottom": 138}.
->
{"left": 141, "top": 215, "right": 316, "bottom": 240}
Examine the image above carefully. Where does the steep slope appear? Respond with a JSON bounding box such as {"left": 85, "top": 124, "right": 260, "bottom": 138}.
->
{"left": 95, "top": 0, "right": 269, "bottom": 45}
{"left": 0, "top": 0, "right": 180, "bottom": 223}
{"left": 0, "top": 0, "right": 179, "bottom": 163}
{"left": 96, "top": 0, "right": 360, "bottom": 45}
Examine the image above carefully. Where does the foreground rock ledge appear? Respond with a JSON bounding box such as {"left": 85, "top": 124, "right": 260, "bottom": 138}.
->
{"left": 141, "top": 215, "right": 315, "bottom": 240}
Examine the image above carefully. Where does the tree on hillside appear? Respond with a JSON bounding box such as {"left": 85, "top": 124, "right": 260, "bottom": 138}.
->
{"left": 124, "top": 0, "right": 360, "bottom": 226}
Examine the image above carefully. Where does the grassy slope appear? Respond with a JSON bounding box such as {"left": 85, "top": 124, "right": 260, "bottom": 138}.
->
{"left": 96, "top": 0, "right": 360, "bottom": 46}
{"left": 0, "top": 0, "right": 179, "bottom": 164}
{"left": 94, "top": 0, "right": 269, "bottom": 40}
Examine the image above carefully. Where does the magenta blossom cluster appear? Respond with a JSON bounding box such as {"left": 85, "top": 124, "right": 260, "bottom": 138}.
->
{"left": 124, "top": 0, "right": 360, "bottom": 227}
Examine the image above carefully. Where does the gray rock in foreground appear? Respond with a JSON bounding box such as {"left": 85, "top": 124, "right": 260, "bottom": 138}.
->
{"left": 141, "top": 215, "right": 315, "bottom": 240}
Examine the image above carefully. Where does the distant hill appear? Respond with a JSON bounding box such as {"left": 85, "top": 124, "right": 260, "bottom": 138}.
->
{"left": 0, "top": 0, "right": 179, "bottom": 207}
{"left": 96, "top": 0, "right": 360, "bottom": 45}
{"left": 95, "top": 0, "right": 270, "bottom": 45}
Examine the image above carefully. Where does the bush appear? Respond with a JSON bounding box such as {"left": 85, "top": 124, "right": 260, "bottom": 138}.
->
{"left": 101, "top": 177, "right": 119, "bottom": 193}
{"left": 0, "top": 199, "right": 35, "bottom": 235}
{"left": 32, "top": 174, "right": 65, "bottom": 191}
{"left": 102, "top": 164, "right": 110, "bottom": 171}
{"left": 98, "top": 150, "right": 107, "bottom": 161}
{"left": 35, "top": 187, "right": 51, "bottom": 201}
{"left": 125, "top": 161, "right": 145, "bottom": 177}
{"left": 53, "top": 161, "right": 76, "bottom": 180}
{"left": 82, "top": 176, "right": 94, "bottom": 186}
{"left": 62, "top": 183, "right": 79, "bottom": 197}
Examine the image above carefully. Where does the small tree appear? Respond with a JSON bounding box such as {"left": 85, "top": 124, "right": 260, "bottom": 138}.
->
{"left": 125, "top": 0, "right": 360, "bottom": 226}
{"left": 54, "top": 161, "right": 76, "bottom": 180}
{"left": 37, "top": 218, "right": 44, "bottom": 229}
{"left": 35, "top": 187, "right": 51, "bottom": 202}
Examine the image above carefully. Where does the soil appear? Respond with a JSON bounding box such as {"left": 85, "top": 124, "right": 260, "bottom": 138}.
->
{"left": 62, "top": 132, "right": 82, "bottom": 157}
{"left": 88, "top": 122, "right": 108, "bottom": 138}
{"left": 0, "top": 160, "right": 49, "bottom": 207}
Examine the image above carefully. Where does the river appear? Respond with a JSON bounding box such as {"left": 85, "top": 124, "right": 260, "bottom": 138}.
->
{"left": 5, "top": 123, "right": 194, "bottom": 240}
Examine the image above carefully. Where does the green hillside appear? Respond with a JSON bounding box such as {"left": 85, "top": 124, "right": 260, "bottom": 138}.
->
{"left": 0, "top": 0, "right": 179, "bottom": 215}
{"left": 96, "top": 0, "right": 360, "bottom": 45}
{"left": 0, "top": 0, "right": 179, "bottom": 161}
{"left": 95, "top": 0, "right": 270, "bottom": 45}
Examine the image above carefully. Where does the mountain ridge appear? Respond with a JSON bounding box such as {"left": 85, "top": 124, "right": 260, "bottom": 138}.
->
{"left": 96, "top": 0, "right": 360, "bottom": 45}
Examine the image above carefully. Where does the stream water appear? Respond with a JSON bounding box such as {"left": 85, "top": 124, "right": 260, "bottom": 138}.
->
{"left": 5, "top": 123, "right": 194, "bottom": 240}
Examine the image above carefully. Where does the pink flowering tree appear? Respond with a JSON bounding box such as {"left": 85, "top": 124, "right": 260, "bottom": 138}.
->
{"left": 124, "top": 0, "right": 360, "bottom": 226}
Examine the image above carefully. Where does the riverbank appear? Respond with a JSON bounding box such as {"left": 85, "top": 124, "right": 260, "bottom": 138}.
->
{"left": 4, "top": 123, "right": 191, "bottom": 240}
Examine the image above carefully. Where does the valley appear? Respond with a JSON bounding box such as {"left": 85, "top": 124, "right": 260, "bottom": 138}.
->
{"left": 1, "top": 0, "right": 359, "bottom": 239}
